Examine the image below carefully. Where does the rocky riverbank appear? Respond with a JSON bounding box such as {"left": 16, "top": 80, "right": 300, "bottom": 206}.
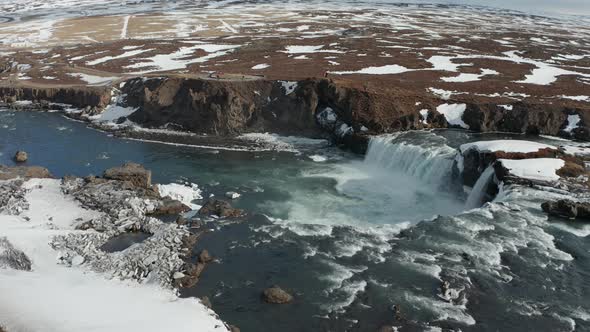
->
{"left": 0, "top": 161, "right": 250, "bottom": 331}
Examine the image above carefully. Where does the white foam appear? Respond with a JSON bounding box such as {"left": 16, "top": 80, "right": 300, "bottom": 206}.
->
{"left": 238, "top": 132, "right": 328, "bottom": 153}
{"left": 309, "top": 155, "right": 328, "bottom": 162}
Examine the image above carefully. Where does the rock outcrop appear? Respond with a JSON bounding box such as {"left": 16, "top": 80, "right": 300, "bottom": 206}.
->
{"left": 174, "top": 261, "right": 206, "bottom": 288}
{"left": 150, "top": 198, "right": 190, "bottom": 215}
{"left": 198, "top": 199, "right": 243, "bottom": 218}
{"left": 0, "top": 164, "right": 53, "bottom": 180}
{"left": 13, "top": 151, "right": 27, "bottom": 163}
{"left": 462, "top": 102, "right": 589, "bottom": 141}
{"left": 542, "top": 200, "right": 590, "bottom": 220}
{"left": 262, "top": 286, "right": 293, "bottom": 304}
{"left": 198, "top": 249, "right": 213, "bottom": 263}
{"left": 0, "top": 85, "right": 112, "bottom": 108}
{"left": 103, "top": 163, "right": 152, "bottom": 189}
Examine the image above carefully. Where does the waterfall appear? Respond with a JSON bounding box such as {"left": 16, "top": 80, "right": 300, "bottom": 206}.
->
{"left": 465, "top": 166, "right": 495, "bottom": 209}
{"left": 363, "top": 135, "right": 458, "bottom": 186}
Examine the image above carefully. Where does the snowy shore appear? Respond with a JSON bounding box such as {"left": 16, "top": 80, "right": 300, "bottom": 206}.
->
{"left": 0, "top": 172, "right": 228, "bottom": 332}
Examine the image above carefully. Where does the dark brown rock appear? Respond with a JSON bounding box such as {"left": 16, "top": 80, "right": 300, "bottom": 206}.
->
{"left": 174, "top": 262, "right": 207, "bottom": 288}
{"left": 542, "top": 200, "right": 590, "bottom": 220}
{"left": 262, "top": 286, "right": 293, "bottom": 304}
{"left": 200, "top": 296, "right": 212, "bottom": 309}
{"left": 181, "top": 234, "right": 198, "bottom": 249}
{"left": 186, "top": 262, "right": 206, "bottom": 278}
{"left": 462, "top": 103, "right": 588, "bottom": 140}
{"left": 75, "top": 220, "right": 94, "bottom": 230}
{"left": 556, "top": 160, "right": 587, "bottom": 178}
{"left": 198, "top": 249, "right": 213, "bottom": 263}
{"left": 13, "top": 151, "right": 28, "bottom": 163}
{"left": 198, "top": 199, "right": 243, "bottom": 218}
{"left": 229, "top": 325, "right": 241, "bottom": 332}
{"left": 83, "top": 175, "right": 108, "bottom": 185}
{"left": 151, "top": 198, "right": 190, "bottom": 215}
{"left": 103, "top": 163, "right": 152, "bottom": 188}
{"left": 176, "top": 215, "right": 188, "bottom": 226}
{"left": 0, "top": 165, "right": 53, "bottom": 180}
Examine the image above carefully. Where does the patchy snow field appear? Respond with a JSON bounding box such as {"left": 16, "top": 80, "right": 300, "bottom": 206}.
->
{"left": 0, "top": 0, "right": 588, "bottom": 108}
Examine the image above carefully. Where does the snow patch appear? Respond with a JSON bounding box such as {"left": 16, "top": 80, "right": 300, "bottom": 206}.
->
{"left": 564, "top": 115, "right": 581, "bottom": 133}
{"left": 419, "top": 109, "right": 429, "bottom": 124}
{"left": 156, "top": 183, "right": 203, "bottom": 210}
{"left": 251, "top": 63, "right": 270, "bottom": 70}
{"left": 498, "top": 158, "right": 564, "bottom": 182}
{"left": 330, "top": 64, "right": 411, "bottom": 75}
{"left": 436, "top": 104, "right": 468, "bottom": 129}
{"left": 460, "top": 140, "right": 556, "bottom": 154}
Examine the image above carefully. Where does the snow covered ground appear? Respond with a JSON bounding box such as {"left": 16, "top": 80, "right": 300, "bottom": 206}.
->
{"left": 0, "top": 178, "right": 228, "bottom": 332}
{"left": 498, "top": 158, "right": 565, "bottom": 182}
{"left": 460, "top": 140, "right": 557, "bottom": 154}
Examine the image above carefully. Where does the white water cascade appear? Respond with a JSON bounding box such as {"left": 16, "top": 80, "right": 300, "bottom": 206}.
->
{"left": 465, "top": 165, "right": 495, "bottom": 209}
{"left": 363, "top": 135, "right": 458, "bottom": 186}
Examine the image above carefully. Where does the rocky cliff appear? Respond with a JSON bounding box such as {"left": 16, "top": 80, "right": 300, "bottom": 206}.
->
{"left": 0, "top": 86, "right": 112, "bottom": 108}
{"left": 121, "top": 77, "right": 590, "bottom": 150}
{"left": 1, "top": 77, "right": 589, "bottom": 153}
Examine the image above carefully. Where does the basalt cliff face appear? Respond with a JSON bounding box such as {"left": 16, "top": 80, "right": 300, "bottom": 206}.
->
{"left": 1, "top": 76, "right": 589, "bottom": 153}
{"left": 0, "top": 86, "right": 112, "bottom": 109}
{"left": 122, "top": 77, "right": 446, "bottom": 135}
{"left": 121, "top": 77, "right": 590, "bottom": 149}
{"left": 462, "top": 102, "right": 590, "bottom": 141}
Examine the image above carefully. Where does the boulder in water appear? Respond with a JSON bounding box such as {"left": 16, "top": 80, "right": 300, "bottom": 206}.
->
{"left": 198, "top": 249, "right": 213, "bottom": 263}
{"left": 200, "top": 296, "right": 212, "bottom": 309}
{"left": 174, "top": 262, "right": 206, "bottom": 288}
{"left": 104, "top": 163, "right": 152, "bottom": 188}
{"left": 14, "top": 150, "right": 28, "bottom": 163}
{"left": 542, "top": 199, "right": 590, "bottom": 220}
{"left": 262, "top": 286, "right": 293, "bottom": 304}
{"left": 198, "top": 199, "right": 243, "bottom": 218}
{"left": 378, "top": 326, "right": 396, "bottom": 332}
